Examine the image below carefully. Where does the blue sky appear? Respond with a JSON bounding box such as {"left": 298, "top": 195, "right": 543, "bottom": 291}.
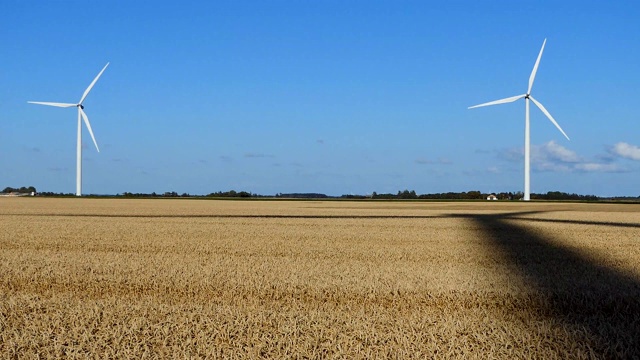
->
{"left": 1, "top": 1, "right": 639, "bottom": 196}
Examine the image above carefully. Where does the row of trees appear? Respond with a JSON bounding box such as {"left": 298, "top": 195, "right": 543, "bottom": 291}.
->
{"left": 275, "top": 193, "right": 329, "bottom": 199}
{"left": 3, "top": 186, "right": 611, "bottom": 201}
{"left": 531, "top": 191, "right": 599, "bottom": 201}
{"left": 369, "top": 190, "right": 601, "bottom": 201}
{"left": 2, "top": 186, "right": 36, "bottom": 194}
{"left": 371, "top": 190, "right": 489, "bottom": 200}
{"left": 207, "top": 190, "right": 253, "bottom": 198}
{"left": 120, "top": 190, "right": 255, "bottom": 198}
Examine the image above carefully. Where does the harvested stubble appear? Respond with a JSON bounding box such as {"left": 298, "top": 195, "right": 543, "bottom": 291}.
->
{"left": 1, "top": 198, "right": 639, "bottom": 358}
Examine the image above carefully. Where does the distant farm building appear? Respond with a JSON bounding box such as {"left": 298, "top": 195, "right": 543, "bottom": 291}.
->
{"left": 0, "top": 191, "right": 35, "bottom": 197}
{"left": 486, "top": 194, "right": 498, "bottom": 201}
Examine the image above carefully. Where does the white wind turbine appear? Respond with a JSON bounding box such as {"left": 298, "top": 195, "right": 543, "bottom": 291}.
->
{"left": 28, "top": 63, "right": 109, "bottom": 196}
{"left": 468, "top": 39, "right": 569, "bottom": 201}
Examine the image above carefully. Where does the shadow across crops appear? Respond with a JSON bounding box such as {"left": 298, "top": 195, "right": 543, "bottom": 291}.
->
{"left": 463, "top": 212, "right": 640, "bottom": 357}
{"left": 506, "top": 213, "right": 640, "bottom": 229}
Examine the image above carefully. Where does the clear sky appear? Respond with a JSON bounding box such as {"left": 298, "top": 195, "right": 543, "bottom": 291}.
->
{"left": 1, "top": 1, "right": 639, "bottom": 196}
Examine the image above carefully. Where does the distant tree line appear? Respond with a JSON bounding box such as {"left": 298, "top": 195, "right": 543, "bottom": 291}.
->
{"left": 2, "top": 186, "right": 36, "bottom": 194}
{"left": 369, "top": 190, "right": 487, "bottom": 200}
{"left": 121, "top": 192, "right": 160, "bottom": 198}
{"left": 367, "top": 190, "right": 602, "bottom": 201}
{"left": 275, "top": 193, "right": 329, "bottom": 199}
{"left": 207, "top": 190, "right": 253, "bottom": 198}
{"left": 607, "top": 195, "right": 640, "bottom": 201}
{"left": 7, "top": 186, "right": 632, "bottom": 201}
{"left": 118, "top": 190, "right": 256, "bottom": 198}
{"left": 36, "top": 192, "right": 76, "bottom": 197}
{"left": 530, "top": 191, "right": 599, "bottom": 201}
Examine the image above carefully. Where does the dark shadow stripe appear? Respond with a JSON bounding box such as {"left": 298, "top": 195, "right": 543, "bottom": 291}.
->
{"left": 449, "top": 211, "right": 640, "bottom": 230}
{"left": 505, "top": 215, "right": 640, "bottom": 229}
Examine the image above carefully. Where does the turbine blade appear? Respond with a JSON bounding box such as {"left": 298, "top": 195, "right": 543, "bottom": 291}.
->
{"left": 468, "top": 94, "right": 526, "bottom": 109}
{"left": 528, "top": 38, "right": 546, "bottom": 94}
{"left": 79, "top": 108, "right": 100, "bottom": 152}
{"left": 27, "top": 101, "right": 76, "bottom": 108}
{"left": 529, "top": 96, "right": 570, "bottom": 141}
{"left": 79, "top": 62, "right": 109, "bottom": 105}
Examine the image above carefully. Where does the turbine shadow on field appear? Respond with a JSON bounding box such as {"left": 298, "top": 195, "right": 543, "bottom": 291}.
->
{"left": 462, "top": 212, "right": 640, "bottom": 356}
{"left": 506, "top": 215, "right": 640, "bottom": 229}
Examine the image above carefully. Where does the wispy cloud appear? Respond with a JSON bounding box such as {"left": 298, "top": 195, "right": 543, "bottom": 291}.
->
{"left": 244, "top": 153, "right": 275, "bottom": 159}
{"left": 497, "top": 147, "right": 523, "bottom": 162}
{"left": 611, "top": 142, "right": 640, "bottom": 161}
{"left": 531, "top": 141, "right": 580, "bottom": 172}
{"left": 415, "top": 157, "right": 452, "bottom": 165}
{"left": 534, "top": 141, "right": 581, "bottom": 163}
{"left": 487, "top": 166, "right": 500, "bottom": 174}
{"left": 497, "top": 141, "right": 626, "bottom": 173}
{"left": 595, "top": 152, "right": 617, "bottom": 163}
{"left": 23, "top": 146, "right": 41, "bottom": 153}
{"left": 574, "top": 163, "right": 626, "bottom": 173}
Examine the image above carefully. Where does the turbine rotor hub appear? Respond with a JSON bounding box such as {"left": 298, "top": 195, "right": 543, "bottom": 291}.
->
{"left": 78, "top": 104, "right": 84, "bottom": 109}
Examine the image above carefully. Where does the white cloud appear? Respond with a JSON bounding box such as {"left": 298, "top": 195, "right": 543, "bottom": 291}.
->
{"left": 612, "top": 142, "right": 640, "bottom": 161}
{"left": 533, "top": 141, "right": 581, "bottom": 163}
{"left": 415, "top": 157, "right": 452, "bottom": 165}
{"left": 529, "top": 141, "right": 579, "bottom": 172}
{"left": 415, "top": 158, "right": 433, "bottom": 165}
{"left": 574, "top": 163, "right": 625, "bottom": 173}
{"left": 534, "top": 162, "right": 572, "bottom": 172}
{"left": 497, "top": 147, "right": 523, "bottom": 162}
{"left": 497, "top": 141, "right": 626, "bottom": 173}
{"left": 244, "top": 153, "right": 274, "bottom": 159}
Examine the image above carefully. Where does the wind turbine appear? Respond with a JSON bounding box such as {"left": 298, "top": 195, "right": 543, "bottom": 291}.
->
{"left": 468, "top": 39, "right": 569, "bottom": 201}
{"left": 28, "top": 62, "right": 109, "bottom": 197}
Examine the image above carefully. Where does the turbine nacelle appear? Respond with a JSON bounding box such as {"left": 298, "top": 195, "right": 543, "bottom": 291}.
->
{"left": 468, "top": 39, "right": 568, "bottom": 140}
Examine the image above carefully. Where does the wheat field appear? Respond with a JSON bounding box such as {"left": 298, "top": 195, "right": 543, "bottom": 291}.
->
{"left": 1, "top": 198, "right": 639, "bottom": 358}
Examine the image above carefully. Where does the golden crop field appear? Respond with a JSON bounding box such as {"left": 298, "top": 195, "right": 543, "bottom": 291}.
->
{"left": 1, "top": 198, "right": 639, "bottom": 358}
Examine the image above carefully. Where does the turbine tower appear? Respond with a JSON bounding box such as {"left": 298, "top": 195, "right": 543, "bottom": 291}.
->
{"left": 468, "top": 39, "right": 569, "bottom": 201}
{"left": 28, "top": 63, "right": 109, "bottom": 196}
